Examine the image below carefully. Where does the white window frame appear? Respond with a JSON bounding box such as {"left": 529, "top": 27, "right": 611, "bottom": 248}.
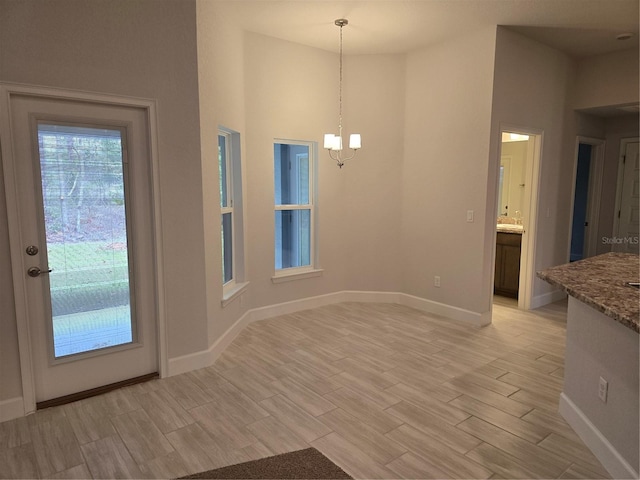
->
{"left": 219, "top": 128, "right": 248, "bottom": 304}
{"left": 272, "top": 139, "right": 322, "bottom": 283}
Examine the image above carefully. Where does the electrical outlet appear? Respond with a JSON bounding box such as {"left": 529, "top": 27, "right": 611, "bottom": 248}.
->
{"left": 466, "top": 210, "right": 474, "bottom": 223}
{"left": 434, "top": 276, "right": 441, "bottom": 287}
{"left": 598, "top": 376, "right": 608, "bottom": 403}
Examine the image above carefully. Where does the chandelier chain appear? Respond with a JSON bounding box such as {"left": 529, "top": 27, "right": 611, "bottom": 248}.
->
{"left": 338, "top": 23, "right": 343, "bottom": 136}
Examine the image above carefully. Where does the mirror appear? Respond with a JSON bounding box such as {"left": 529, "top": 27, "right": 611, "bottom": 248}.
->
{"left": 498, "top": 132, "right": 528, "bottom": 224}
{"left": 497, "top": 157, "right": 511, "bottom": 217}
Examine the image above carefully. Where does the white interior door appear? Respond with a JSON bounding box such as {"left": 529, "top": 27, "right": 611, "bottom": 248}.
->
{"left": 4, "top": 93, "right": 158, "bottom": 404}
{"left": 615, "top": 140, "right": 640, "bottom": 254}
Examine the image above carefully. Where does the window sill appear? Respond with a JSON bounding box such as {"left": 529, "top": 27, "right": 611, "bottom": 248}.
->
{"left": 271, "top": 268, "right": 324, "bottom": 284}
{"left": 221, "top": 281, "right": 249, "bottom": 308}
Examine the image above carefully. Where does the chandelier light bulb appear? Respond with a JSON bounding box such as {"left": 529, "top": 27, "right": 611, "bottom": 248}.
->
{"left": 323, "top": 134, "right": 335, "bottom": 149}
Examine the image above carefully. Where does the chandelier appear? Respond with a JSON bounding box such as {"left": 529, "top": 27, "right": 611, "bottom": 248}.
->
{"left": 323, "top": 18, "right": 361, "bottom": 168}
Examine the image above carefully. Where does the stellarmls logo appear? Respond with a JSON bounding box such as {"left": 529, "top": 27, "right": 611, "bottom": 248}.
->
{"left": 601, "top": 236, "right": 640, "bottom": 245}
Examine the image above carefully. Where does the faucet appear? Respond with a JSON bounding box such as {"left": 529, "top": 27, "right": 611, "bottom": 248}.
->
{"left": 514, "top": 210, "right": 522, "bottom": 225}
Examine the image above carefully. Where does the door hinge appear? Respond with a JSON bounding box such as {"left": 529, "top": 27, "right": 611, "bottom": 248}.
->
{"left": 622, "top": 155, "right": 626, "bottom": 164}
{"left": 618, "top": 210, "right": 621, "bottom": 218}
{"left": 584, "top": 221, "right": 589, "bottom": 227}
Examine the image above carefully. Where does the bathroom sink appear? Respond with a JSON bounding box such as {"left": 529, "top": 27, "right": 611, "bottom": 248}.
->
{"left": 497, "top": 224, "right": 523, "bottom": 233}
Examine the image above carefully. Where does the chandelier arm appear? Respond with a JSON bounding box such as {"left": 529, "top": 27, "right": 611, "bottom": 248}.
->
{"left": 327, "top": 149, "right": 343, "bottom": 168}
{"left": 341, "top": 149, "right": 358, "bottom": 162}
{"left": 326, "top": 147, "right": 358, "bottom": 164}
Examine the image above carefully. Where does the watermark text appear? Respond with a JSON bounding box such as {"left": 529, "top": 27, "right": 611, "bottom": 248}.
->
{"left": 601, "top": 236, "right": 639, "bottom": 245}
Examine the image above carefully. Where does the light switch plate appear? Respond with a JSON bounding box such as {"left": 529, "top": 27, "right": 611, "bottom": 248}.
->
{"left": 466, "top": 210, "right": 474, "bottom": 223}
{"left": 598, "top": 376, "right": 608, "bottom": 403}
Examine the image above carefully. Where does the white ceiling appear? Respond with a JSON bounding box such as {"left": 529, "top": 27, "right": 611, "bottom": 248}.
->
{"left": 214, "top": 0, "right": 639, "bottom": 57}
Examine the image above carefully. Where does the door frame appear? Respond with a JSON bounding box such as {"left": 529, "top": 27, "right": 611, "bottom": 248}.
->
{"left": 0, "top": 83, "right": 168, "bottom": 415}
{"left": 493, "top": 124, "right": 544, "bottom": 311}
{"left": 612, "top": 137, "right": 640, "bottom": 250}
{"left": 567, "top": 136, "right": 605, "bottom": 260}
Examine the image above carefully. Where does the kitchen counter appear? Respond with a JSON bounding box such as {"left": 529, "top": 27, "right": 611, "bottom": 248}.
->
{"left": 538, "top": 252, "right": 639, "bottom": 478}
{"left": 537, "top": 252, "right": 639, "bottom": 333}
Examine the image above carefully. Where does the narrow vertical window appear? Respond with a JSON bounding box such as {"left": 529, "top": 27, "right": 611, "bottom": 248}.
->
{"left": 219, "top": 132, "right": 233, "bottom": 285}
{"left": 274, "top": 140, "right": 316, "bottom": 274}
{"left": 218, "top": 128, "right": 246, "bottom": 303}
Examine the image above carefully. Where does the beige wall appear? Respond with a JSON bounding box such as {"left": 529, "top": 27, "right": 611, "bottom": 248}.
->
{"left": 243, "top": 32, "right": 345, "bottom": 309}
{"left": 490, "top": 32, "right": 639, "bottom": 305}
{"left": 573, "top": 49, "right": 640, "bottom": 110}
{"left": 2, "top": 1, "right": 638, "bottom": 408}
{"left": 402, "top": 27, "right": 497, "bottom": 316}
{"left": 572, "top": 47, "right": 639, "bottom": 257}
{"left": 0, "top": 156, "right": 21, "bottom": 400}
{"left": 596, "top": 115, "right": 640, "bottom": 254}
{"left": 490, "top": 27, "right": 576, "bottom": 305}
{"left": 339, "top": 53, "right": 405, "bottom": 292}
{"left": 242, "top": 33, "right": 405, "bottom": 309}
{"left": 196, "top": 1, "right": 250, "bottom": 344}
{"left": 0, "top": 0, "right": 207, "bottom": 402}
{"left": 570, "top": 44, "right": 639, "bottom": 256}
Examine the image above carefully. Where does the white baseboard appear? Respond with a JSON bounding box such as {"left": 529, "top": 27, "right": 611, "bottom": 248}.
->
{"left": 168, "top": 291, "right": 348, "bottom": 375}
{"left": 559, "top": 393, "right": 638, "bottom": 480}
{"left": 0, "top": 397, "right": 24, "bottom": 423}
{"left": 248, "top": 291, "right": 348, "bottom": 322}
{"left": 530, "top": 289, "right": 567, "bottom": 309}
{"left": 168, "top": 290, "right": 489, "bottom": 375}
{"left": 399, "top": 293, "right": 491, "bottom": 326}
{"left": 342, "top": 290, "right": 402, "bottom": 304}
{"left": 167, "top": 309, "right": 253, "bottom": 376}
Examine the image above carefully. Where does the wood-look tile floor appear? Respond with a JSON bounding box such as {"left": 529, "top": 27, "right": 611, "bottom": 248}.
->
{"left": 0, "top": 299, "right": 612, "bottom": 479}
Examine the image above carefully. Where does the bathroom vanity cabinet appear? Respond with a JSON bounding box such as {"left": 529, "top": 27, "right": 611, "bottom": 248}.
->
{"left": 494, "top": 231, "right": 522, "bottom": 298}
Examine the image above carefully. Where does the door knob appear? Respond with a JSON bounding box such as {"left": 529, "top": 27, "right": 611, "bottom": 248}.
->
{"left": 27, "top": 267, "right": 52, "bottom": 277}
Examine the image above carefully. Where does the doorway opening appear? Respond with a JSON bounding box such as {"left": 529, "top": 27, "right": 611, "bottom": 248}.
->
{"left": 493, "top": 128, "right": 542, "bottom": 310}
{"left": 568, "top": 137, "right": 605, "bottom": 262}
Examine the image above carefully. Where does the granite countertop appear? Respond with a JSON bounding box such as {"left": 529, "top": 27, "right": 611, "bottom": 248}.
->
{"left": 537, "top": 252, "right": 639, "bottom": 333}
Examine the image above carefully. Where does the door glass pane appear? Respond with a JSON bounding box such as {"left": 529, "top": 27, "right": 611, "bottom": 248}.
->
{"left": 37, "top": 124, "right": 135, "bottom": 358}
